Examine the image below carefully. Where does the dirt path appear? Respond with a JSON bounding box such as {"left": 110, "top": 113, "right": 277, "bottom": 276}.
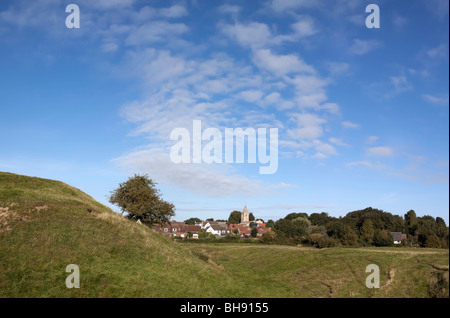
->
{"left": 416, "top": 258, "right": 449, "bottom": 271}
{"left": 384, "top": 269, "right": 396, "bottom": 288}
{"left": 356, "top": 248, "right": 447, "bottom": 255}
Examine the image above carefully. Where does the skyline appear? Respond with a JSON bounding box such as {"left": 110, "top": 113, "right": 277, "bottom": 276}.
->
{"left": 0, "top": 0, "right": 448, "bottom": 223}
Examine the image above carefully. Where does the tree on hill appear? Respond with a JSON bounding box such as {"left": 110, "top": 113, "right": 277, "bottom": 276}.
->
{"left": 344, "top": 207, "right": 396, "bottom": 232}
{"left": 285, "top": 212, "right": 309, "bottom": 221}
{"left": 228, "top": 211, "right": 242, "bottom": 224}
{"left": 266, "top": 219, "right": 275, "bottom": 228}
{"left": 109, "top": 174, "right": 175, "bottom": 226}
{"left": 291, "top": 217, "right": 312, "bottom": 237}
{"left": 373, "top": 230, "right": 393, "bottom": 247}
{"left": 275, "top": 217, "right": 311, "bottom": 238}
{"left": 416, "top": 218, "right": 439, "bottom": 247}
{"left": 392, "top": 215, "right": 405, "bottom": 232}
{"left": 184, "top": 217, "right": 202, "bottom": 225}
{"left": 326, "top": 220, "right": 346, "bottom": 241}
{"left": 405, "top": 210, "right": 418, "bottom": 236}
{"left": 425, "top": 234, "right": 442, "bottom": 248}
{"left": 342, "top": 226, "right": 359, "bottom": 246}
{"left": 435, "top": 217, "right": 449, "bottom": 248}
{"left": 309, "top": 212, "right": 331, "bottom": 226}
{"left": 360, "top": 219, "right": 375, "bottom": 245}
{"left": 436, "top": 217, "right": 448, "bottom": 238}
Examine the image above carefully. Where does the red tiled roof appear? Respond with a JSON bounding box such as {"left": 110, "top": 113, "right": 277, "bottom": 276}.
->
{"left": 257, "top": 227, "right": 271, "bottom": 234}
{"left": 184, "top": 225, "right": 201, "bottom": 232}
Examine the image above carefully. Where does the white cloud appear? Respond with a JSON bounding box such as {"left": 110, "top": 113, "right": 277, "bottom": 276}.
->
{"left": 288, "top": 113, "right": 327, "bottom": 140}
{"left": 125, "top": 49, "right": 191, "bottom": 85}
{"left": 262, "top": 92, "right": 295, "bottom": 110}
{"left": 252, "top": 49, "right": 316, "bottom": 77}
{"left": 125, "top": 22, "right": 189, "bottom": 46}
{"left": 347, "top": 14, "right": 365, "bottom": 26}
{"left": 81, "top": 0, "right": 136, "bottom": 9}
{"left": 101, "top": 41, "right": 119, "bottom": 53}
{"left": 313, "top": 140, "right": 337, "bottom": 157}
{"left": 427, "top": 43, "right": 448, "bottom": 59}
{"left": 286, "top": 75, "right": 328, "bottom": 95}
{"left": 295, "top": 93, "right": 328, "bottom": 110}
{"left": 423, "top": 94, "right": 449, "bottom": 105}
{"left": 320, "top": 103, "right": 341, "bottom": 114}
{"left": 326, "top": 62, "right": 350, "bottom": 76}
{"left": 159, "top": 5, "right": 188, "bottom": 18}
{"left": 349, "top": 39, "right": 382, "bottom": 55}
{"left": 346, "top": 161, "right": 386, "bottom": 170}
{"left": 393, "top": 16, "right": 408, "bottom": 28}
{"left": 113, "top": 149, "right": 264, "bottom": 197}
{"left": 218, "top": 4, "right": 241, "bottom": 15}
{"left": 367, "top": 147, "right": 394, "bottom": 157}
{"left": 263, "top": 92, "right": 281, "bottom": 104}
{"left": 341, "top": 121, "right": 360, "bottom": 129}
{"left": 366, "top": 136, "right": 379, "bottom": 144}
{"left": 221, "top": 21, "right": 273, "bottom": 49}
{"left": 270, "top": 0, "right": 317, "bottom": 12}
{"left": 0, "top": 0, "right": 60, "bottom": 28}
{"left": 329, "top": 137, "right": 349, "bottom": 147}
{"left": 130, "top": 5, "right": 188, "bottom": 21}
{"left": 291, "top": 17, "right": 318, "bottom": 38}
{"left": 390, "top": 75, "right": 412, "bottom": 93}
{"left": 221, "top": 19, "right": 318, "bottom": 50}
{"left": 311, "top": 153, "right": 328, "bottom": 160}
{"left": 239, "top": 90, "right": 264, "bottom": 103}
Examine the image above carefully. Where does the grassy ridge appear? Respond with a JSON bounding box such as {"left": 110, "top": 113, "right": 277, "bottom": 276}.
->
{"left": 0, "top": 172, "right": 244, "bottom": 297}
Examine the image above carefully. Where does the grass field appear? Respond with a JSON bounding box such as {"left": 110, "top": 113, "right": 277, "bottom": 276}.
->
{"left": 0, "top": 172, "right": 448, "bottom": 298}
{"left": 185, "top": 244, "right": 449, "bottom": 298}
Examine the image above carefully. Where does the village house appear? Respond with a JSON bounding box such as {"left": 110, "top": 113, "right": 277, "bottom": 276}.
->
{"left": 153, "top": 222, "right": 202, "bottom": 239}
{"left": 228, "top": 223, "right": 272, "bottom": 238}
{"left": 153, "top": 206, "right": 270, "bottom": 239}
{"left": 205, "top": 223, "right": 228, "bottom": 237}
{"left": 390, "top": 232, "right": 407, "bottom": 244}
{"left": 196, "top": 220, "right": 229, "bottom": 237}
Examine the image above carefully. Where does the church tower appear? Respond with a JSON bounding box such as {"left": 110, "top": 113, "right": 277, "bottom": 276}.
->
{"left": 241, "top": 205, "right": 250, "bottom": 225}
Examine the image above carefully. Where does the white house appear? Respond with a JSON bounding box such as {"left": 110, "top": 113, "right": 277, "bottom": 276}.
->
{"left": 205, "top": 224, "right": 228, "bottom": 237}
{"left": 390, "top": 232, "right": 406, "bottom": 244}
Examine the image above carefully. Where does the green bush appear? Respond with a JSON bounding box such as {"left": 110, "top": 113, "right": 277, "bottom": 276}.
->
{"left": 307, "top": 233, "right": 339, "bottom": 249}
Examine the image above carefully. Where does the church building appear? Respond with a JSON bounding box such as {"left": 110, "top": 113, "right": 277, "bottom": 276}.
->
{"left": 240, "top": 205, "right": 250, "bottom": 226}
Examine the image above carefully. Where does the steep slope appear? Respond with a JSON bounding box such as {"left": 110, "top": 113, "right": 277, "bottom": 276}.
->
{"left": 0, "top": 172, "right": 243, "bottom": 297}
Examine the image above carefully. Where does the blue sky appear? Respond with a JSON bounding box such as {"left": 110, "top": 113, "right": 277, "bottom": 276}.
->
{"left": 0, "top": 0, "right": 448, "bottom": 223}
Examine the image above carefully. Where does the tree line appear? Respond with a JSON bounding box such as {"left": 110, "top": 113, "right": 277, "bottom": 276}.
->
{"left": 259, "top": 208, "right": 449, "bottom": 249}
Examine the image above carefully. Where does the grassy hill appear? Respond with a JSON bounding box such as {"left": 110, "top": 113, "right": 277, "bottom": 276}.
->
{"left": 0, "top": 172, "right": 448, "bottom": 298}
{"left": 0, "top": 172, "right": 244, "bottom": 297}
